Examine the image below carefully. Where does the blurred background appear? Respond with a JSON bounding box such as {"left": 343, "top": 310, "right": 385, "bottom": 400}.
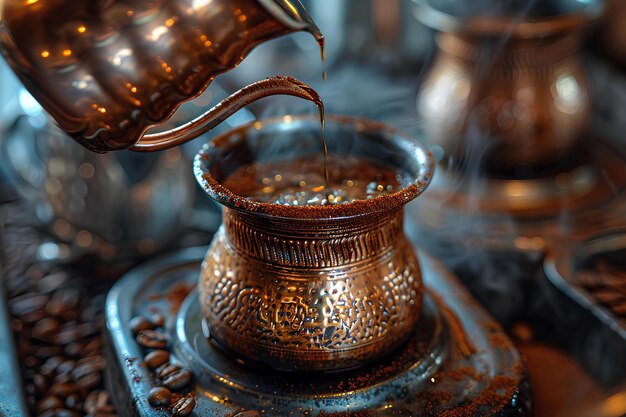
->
{"left": 1, "top": 0, "right": 626, "bottom": 416}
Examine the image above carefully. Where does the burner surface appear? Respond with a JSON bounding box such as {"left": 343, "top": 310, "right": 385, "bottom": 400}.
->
{"left": 105, "top": 247, "right": 531, "bottom": 416}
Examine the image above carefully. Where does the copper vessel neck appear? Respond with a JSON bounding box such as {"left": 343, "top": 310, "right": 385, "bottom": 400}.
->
{"left": 438, "top": 33, "right": 580, "bottom": 70}
{"left": 223, "top": 208, "right": 404, "bottom": 268}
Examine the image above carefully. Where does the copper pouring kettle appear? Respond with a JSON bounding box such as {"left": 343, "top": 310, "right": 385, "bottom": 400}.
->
{"left": 0, "top": 0, "right": 322, "bottom": 153}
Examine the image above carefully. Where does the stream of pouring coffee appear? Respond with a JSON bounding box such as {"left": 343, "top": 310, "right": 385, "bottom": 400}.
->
{"left": 135, "top": 30, "right": 331, "bottom": 190}
{"left": 318, "top": 37, "right": 330, "bottom": 190}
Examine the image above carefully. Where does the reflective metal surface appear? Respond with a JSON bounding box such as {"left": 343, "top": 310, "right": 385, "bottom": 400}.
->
{"left": 546, "top": 229, "right": 626, "bottom": 335}
{"left": 105, "top": 246, "right": 531, "bottom": 416}
{"left": 413, "top": 0, "right": 603, "bottom": 36}
{"left": 0, "top": 0, "right": 321, "bottom": 152}
{"left": 1, "top": 110, "right": 195, "bottom": 260}
{"left": 543, "top": 228, "right": 626, "bottom": 386}
{"left": 194, "top": 116, "right": 434, "bottom": 371}
{"left": 596, "top": 0, "right": 626, "bottom": 67}
{"left": 419, "top": 140, "right": 626, "bottom": 219}
{"left": 415, "top": 0, "right": 602, "bottom": 171}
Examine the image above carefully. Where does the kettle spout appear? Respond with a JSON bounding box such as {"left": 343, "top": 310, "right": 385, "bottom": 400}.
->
{"left": 130, "top": 76, "right": 323, "bottom": 152}
{"left": 258, "top": 0, "right": 324, "bottom": 51}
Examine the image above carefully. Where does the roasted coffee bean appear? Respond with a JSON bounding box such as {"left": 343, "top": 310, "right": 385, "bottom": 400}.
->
{"left": 150, "top": 313, "right": 165, "bottom": 327}
{"left": 55, "top": 328, "right": 82, "bottom": 345}
{"left": 54, "top": 372, "right": 74, "bottom": 384}
{"left": 144, "top": 350, "right": 169, "bottom": 369}
{"left": 38, "top": 272, "right": 69, "bottom": 292}
{"left": 95, "top": 404, "right": 116, "bottom": 413}
{"left": 41, "top": 356, "right": 65, "bottom": 377}
{"left": 93, "top": 411, "right": 118, "bottom": 417}
{"left": 136, "top": 330, "right": 168, "bottom": 349}
{"left": 76, "top": 322, "right": 100, "bottom": 338}
{"left": 44, "top": 408, "right": 81, "bottom": 417}
{"left": 72, "top": 357, "right": 106, "bottom": 381}
{"left": 47, "top": 289, "right": 80, "bottom": 316}
{"left": 234, "top": 412, "right": 261, "bottom": 417}
{"left": 75, "top": 372, "right": 101, "bottom": 390}
{"left": 56, "top": 359, "right": 77, "bottom": 376}
{"left": 49, "top": 383, "right": 80, "bottom": 399}
{"left": 64, "top": 342, "right": 85, "bottom": 357}
{"left": 65, "top": 393, "right": 83, "bottom": 411}
{"left": 24, "top": 264, "right": 50, "bottom": 281}
{"left": 129, "top": 316, "right": 154, "bottom": 334}
{"left": 45, "top": 300, "right": 72, "bottom": 317}
{"left": 77, "top": 355, "right": 107, "bottom": 370}
{"left": 33, "top": 373, "right": 50, "bottom": 394}
{"left": 147, "top": 387, "right": 171, "bottom": 406}
{"left": 34, "top": 345, "right": 65, "bottom": 359}
{"left": 81, "top": 338, "right": 103, "bottom": 356}
{"left": 6, "top": 277, "right": 31, "bottom": 298}
{"left": 9, "top": 293, "right": 48, "bottom": 316}
{"left": 84, "top": 390, "right": 110, "bottom": 415}
{"left": 21, "top": 309, "right": 48, "bottom": 325}
{"left": 163, "top": 368, "right": 193, "bottom": 391}
{"left": 155, "top": 363, "right": 180, "bottom": 379}
{"left": 36, "top": 395, "right": 63, "bottom": 413}
{"left": 32, "top": 317, "right": 62, "bottom": 342}
{"left": 172, "top": 395, "right": 195, "bottom": 416}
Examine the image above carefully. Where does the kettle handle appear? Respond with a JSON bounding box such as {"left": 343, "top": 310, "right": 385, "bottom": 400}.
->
{"left": 130, "top": 76, "right": 322, "bottom": 152}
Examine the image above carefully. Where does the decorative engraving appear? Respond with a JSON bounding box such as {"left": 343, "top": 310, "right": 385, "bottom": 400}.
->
{"left": 223, "top": 210, "right": 404, "bottom": 267}
{"left": 199, "top": 209, "right": 423, "bottom": 371}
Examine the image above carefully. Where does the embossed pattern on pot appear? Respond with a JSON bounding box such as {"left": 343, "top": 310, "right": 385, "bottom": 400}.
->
{"left": 201, "top": 216, "right": 423, "bottom": 370}
{"left": 195, "top": 116, "right": 434, "bottom": 371}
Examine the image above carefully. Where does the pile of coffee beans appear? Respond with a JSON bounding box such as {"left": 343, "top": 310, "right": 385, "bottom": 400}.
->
{"left": 6, "top": 263, "right": 117, "bottom": 417}
{"left": 1, "top": 204, "right": 117, "bottom": 417}
{"left": 577, "top": 259, "right": 626, "bottom": 320}
{"left": 131, "top": 314, "right": 196, "bottom": 416}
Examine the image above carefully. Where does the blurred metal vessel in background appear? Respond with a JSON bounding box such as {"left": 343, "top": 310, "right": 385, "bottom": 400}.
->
{"left": 596, "top": 0, "right": 626, "bottom": 67}
{"left": 0, "top": 97, "right": 195, "bottom": 262}
{"left": 414, "top": 0, "right": 603, "bottom": 173}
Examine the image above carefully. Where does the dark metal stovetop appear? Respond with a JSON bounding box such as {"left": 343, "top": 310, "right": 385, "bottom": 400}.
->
{"left": 104, "top": 247, "right": 531, "bottom": 417}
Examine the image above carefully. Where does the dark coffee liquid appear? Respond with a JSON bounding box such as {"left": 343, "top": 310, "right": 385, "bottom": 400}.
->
{"left": 222, "top": 156, "right": 401, "bottom": 206}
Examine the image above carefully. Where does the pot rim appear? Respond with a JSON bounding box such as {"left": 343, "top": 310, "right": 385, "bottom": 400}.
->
{"left": 193, "top": 114, "right": 434, "bottom": 220}
{"left": 412, "top": 0, "right": 604, "bottom": 37}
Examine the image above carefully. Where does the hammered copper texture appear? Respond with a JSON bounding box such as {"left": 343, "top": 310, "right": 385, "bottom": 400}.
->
{"left": 200, "top": 208, "right": 423, "bottom": 371}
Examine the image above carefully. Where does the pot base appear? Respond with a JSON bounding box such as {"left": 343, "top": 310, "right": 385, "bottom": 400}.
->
{"left": 105, "top": 246, "right": 531, "bottom": 416}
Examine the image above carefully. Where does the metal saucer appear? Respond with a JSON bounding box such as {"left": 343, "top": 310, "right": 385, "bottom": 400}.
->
{"left": 406, "top": 137, "right": 626, "bottom": 323}
{"left": 105, "top": 246, "right": 531, "bottom": 416}
{"left": 173, "top": 291, "right": 448, "bottom": 412}
{"left": 413, "top": 139, "right": 626, "bottom": 223}
{"left": 543, "top": 228, "right": 626, "bottom": 386}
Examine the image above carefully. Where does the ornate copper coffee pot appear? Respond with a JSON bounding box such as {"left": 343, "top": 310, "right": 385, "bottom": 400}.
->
{"left": 195, "top": 115, "right": 434, "bottom": 371}
{"left": 0, "top": 0, "right": 321, "bottom": 152}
